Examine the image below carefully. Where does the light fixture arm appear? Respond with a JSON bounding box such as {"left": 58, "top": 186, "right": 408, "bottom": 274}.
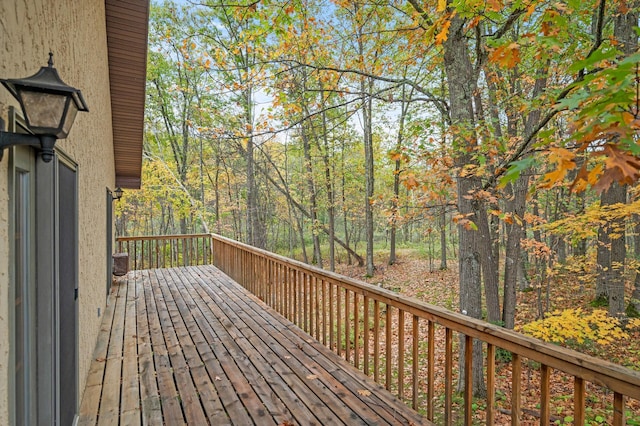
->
{"left": 0, "top": 118, "right": 56, "bottom": 162}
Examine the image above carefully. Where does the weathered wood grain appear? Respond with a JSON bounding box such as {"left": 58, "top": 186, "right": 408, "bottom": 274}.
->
{"left": 78, "top": 265, "right": 426, "bottom": 425}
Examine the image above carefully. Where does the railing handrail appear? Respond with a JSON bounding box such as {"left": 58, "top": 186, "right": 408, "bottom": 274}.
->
{"left": 209, "top": 232, "right": 640, "bottom": 400}
{"left": 116, "top": 233, "right": 212, "bottom": 241}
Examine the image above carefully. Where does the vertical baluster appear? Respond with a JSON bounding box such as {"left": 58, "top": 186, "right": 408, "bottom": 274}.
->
{"left": 363, "top": 296, "right": 370, "bottom": 376}
{"left": 412, "top": 315, "right": 418, "bottom": 410}
{"left": 354, "top": 293, "right": 359, "bottom": 370}
{"left": 329, "top": 282, "right": 335, "bottom": 352}
{"left": 283, "top": 263, "right": 287, "bottom": 315}
{"left": 127, "top": 241, "right": 132, "bottom": 270}
{"left": 374, "top": 300, "right": 380, "bottom": 383}
{"left": 427, "top": 321, "right": 435, "bottom": 421}
{"left": 277, "top": 261, "right": 281, "bottom": 311}
{"left": 574, "top": 377, "right": 585, "bottom": 426}
{"left": 322, "top": 279, "right": 327, "bottom": 346}
{"left": 512, "top": 353, "right": 522, "bottom": 426}
{"left": 487, "top": 344, "right": 496, "bottom": 425}
{"left": 202, "top": 237, "right": 206, "bottom": 265}
{"left": 162, "top": 239, "right": 166, "bottom": 268}
{"left": 288, "top": 265, "right": 293, "bottom": 321}
{"left": 297, "top": 270, "right": 303, "bottom": 327}
{"left": 464, "top": 335, "right": 473, "bottom": 426}
{"left": 345, "top": 289, "right": 351, "bottom": 363}
{"left": 290, "top": 266, "right": 294, "bottom": 320}
{"left": 284, "top": 264, "right": 289, "bottom": 320}
{"left": 613, "top": 392, "right": 625, "bottom": 426}
{"left": 264, "top": 257, "right": 268, "bottom": 305}
{"left": 304, "top": 273, "right": 309, "bottom": 333}
{"left": 314, "top": 276, "right": 320, "bottom": 341}
{"left": 444, "top": 328, "right": 453, "bottom": 425}
{"left": 398, "top": 309, "right": 405, "bottom": 401}
{"left": 304, "top": 273, "right": 313, "bottom": 336}
{"left": 337, "top": 286, "right": 342, "bottom": 356}
{"left": 264, "top": 258, "right": 269, "bottom": 306}
{"left": 385, "top": 305, "right": 392, "bottom": 391}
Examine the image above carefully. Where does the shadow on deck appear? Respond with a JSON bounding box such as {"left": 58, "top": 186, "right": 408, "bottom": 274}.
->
{"left": 78, "top": 265, "right": 427, "bottom": 425}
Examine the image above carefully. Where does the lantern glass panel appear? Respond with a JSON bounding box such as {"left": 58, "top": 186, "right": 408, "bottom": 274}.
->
{"left": 60, "top": 101, "right": 78, "bottom": 138}
{"left": 19, "top": 90, "right": 66, "bottom": 130}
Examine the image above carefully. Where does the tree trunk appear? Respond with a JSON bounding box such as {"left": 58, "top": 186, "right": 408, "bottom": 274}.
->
{"left": 502, "top": 177, "right": 527, "bottom": 328}
{"left": 612, "top": 0, "right": 639, "bottom": 317}
{"left": 302, "top": 126, "right": 323, "bottom": 267}
{"left": 363, "top": 77, "right": 376, "bottom": 276}
{"left": 439, "top": 203, "right": 447, "bottom": 270}
{"left": 502, "top": 70, "right": 547, "bottom": 328}
{"left": 632, "top": 217, "right": 640, "bottom": 314}
{"left": 601, "top": 183, "right": 627, "bottom": 316}
{"left": 443, "top": 14, "right": 486, "bottom": 397}
{"left": 389, "top": 86, "right": 410, "bottom": 266}
{"left": 320, "top": 107, "right": 336, "bottom": 271}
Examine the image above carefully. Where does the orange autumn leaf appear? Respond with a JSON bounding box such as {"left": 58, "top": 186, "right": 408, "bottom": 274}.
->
{"left": 489, "top": 43, "right": 521, "bottom": 69}
{"left": 540, "top": 148, "right": 576, "bottom": 188}
{"left": 403, "top": 173, "right": 419, "bottom": 190}
{"left": 593, "top": 145, "right": 640, "bottom": 193}
{"left": 486, "top": 0, "right": 503, "bottom": 12}
{"left": 435, "top": 19, "right": 451, "bottom": 45}
{"left": 388, "top": 151, "right": 402, "bottom": 162}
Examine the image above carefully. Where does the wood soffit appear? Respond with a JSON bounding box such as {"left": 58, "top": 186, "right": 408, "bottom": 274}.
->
{"left": 106, "top": 0, "right": 150, "bottom": 189}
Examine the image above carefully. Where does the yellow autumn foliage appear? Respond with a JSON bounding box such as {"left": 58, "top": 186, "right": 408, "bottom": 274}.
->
{"left": 522, "top": 309, "right": 633, "bottom": 347}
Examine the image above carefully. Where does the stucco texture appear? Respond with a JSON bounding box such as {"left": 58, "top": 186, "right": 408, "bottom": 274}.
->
{"left": 0, "top": 1, "right": 116, "bottom": 423}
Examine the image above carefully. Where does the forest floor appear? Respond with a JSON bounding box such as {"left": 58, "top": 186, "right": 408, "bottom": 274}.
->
{"left": 334, "top": 249, "right": 640, "bottom": 425}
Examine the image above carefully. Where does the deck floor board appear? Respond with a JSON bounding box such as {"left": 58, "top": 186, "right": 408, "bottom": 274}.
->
{"left": 78, "top": 265, "right": 428, "bottom": 425}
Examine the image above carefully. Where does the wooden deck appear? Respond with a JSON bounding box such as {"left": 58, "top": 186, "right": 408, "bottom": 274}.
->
{"left": 78, "top": 265, "right": 427, "bottom": 425}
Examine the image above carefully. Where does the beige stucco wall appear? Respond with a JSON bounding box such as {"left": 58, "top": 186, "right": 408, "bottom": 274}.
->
{"left": 0, "top": 1, "right": 116, "bottom": 423}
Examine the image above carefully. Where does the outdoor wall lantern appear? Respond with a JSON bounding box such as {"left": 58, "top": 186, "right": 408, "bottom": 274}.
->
{"left": 0, "top": 53, "right": 89, "bottom": 162}
{"left": 112, "top": 187, "right": 124, "bottom": 201}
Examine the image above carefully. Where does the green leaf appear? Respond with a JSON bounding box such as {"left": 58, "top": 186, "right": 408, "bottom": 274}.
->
{"left": 568, "top": 47, "right": 617, "bottom": 73}
{"left": 499, "top": 157, "right": 536, "bottom": 187}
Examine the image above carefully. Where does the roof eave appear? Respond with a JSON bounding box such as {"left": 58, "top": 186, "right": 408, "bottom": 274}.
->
{"left": 106, "top": 0, "right": 150, "bottom": 190}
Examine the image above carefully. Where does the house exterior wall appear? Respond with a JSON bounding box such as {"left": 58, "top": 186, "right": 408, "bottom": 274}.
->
{"left": 0, "top": 1, "right": 116, "bottom": 423}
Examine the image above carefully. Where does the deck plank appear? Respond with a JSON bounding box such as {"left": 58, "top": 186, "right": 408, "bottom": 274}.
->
{"left": 175, "top": 271, "right": 279, "bottom": 426}
{"left": 97, "top": 276, "right": 127, "bottom": 426}
{"left": 182, "top": 267, "right": 324, "bottom": 425}
{"left": 145, "top": 270, "right": 186, "bottom": 425}
{"left": 153, "top": 269, "right": 208, "bottom": 425}
{"left": 136, "top": 272, "right": 163, "bottom": 425}
{"left": 78, "top": 265, "right": 428, "bottom": 426}
{"left": 78, "top": 279, "right": 121, "bottom": 425}
{"left": 197, "top": 265, "right": 416, "bottom": 426}
{"left": 184, "top": 267, "right": 356, "bottom": 425}
{"left": 163, "top": 269, "right": 226, "bottom": 424}
{"left": 120, "top": 274, "right": 141, "bottom": 425}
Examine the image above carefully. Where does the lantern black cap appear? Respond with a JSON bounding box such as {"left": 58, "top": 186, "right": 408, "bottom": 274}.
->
{"left": 1, "top": 53, "right": 89, "bottom": 114}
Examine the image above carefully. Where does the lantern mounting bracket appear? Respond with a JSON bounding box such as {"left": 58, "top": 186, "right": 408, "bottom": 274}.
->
{"left": 0, "top": 117, "right": 55, "bottom": 162}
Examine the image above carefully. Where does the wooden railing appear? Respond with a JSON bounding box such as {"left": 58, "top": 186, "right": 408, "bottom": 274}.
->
{"left": 116, "top": 234, "right": 212, "bottom": 270}
{"left": 209, "top": 233, "right": 640, "bottom": 426}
